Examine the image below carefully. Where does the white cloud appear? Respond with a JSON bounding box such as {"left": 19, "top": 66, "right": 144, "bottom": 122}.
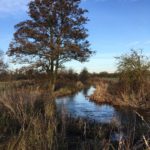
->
{"left": 0, "top": 0, "right": 31, "bottom": 15}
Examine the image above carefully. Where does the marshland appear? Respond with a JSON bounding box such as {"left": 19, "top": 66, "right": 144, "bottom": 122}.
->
{"left": 0, "top": 0, "right": 150, "bottom": 149}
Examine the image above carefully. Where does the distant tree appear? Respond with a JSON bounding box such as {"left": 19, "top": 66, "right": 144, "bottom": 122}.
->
{"left": 99, "top": 71, "right": 109, "bottom": 77}
{"left": 67, "top": 68, "right": 78, "bottom": 81}
{"left": 99, "top": 72, "right": 119, "bottom": 78}
{"left": 116, "top": 49, "right": 150, "bottom": 96}
{"left": 8, "top": 0, "right": 93, "bottom": 92}
{"left": 79, "top": 67, "right": 89, "bottom": 83}
{"left": 0, "top": 50, "right": 7, "bottom": 74}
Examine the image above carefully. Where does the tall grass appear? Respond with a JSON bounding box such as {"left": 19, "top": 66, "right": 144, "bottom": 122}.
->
{"left": 0, "top": 89, "right": 57, "bottom": 150}
{"left": 90, "top": 79, "right": 150, "bottom": 109}
{"left": 0, "top": 88, "right": 149, "bottom": 149}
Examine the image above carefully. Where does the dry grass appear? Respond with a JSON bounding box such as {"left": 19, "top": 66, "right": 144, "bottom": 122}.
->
{"left": 54, "top": 81, "right": 84, "bottom": 97}
{"left": 90, "top": 79, "right": 150, "bottom": 109}
{"left": 0, "top": 86, "right": 149, "bottom": 149}
{"left": 0, "top": 89, "right": 57, "bottom": 150}
{"left": 90, "top": 81, "right": 111, "bottom": 103}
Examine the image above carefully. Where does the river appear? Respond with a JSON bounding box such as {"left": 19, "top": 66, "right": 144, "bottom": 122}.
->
{"left": 56, "top": 86, "right": 150, "bottom": 140}
{"left": 56, "top": 87, "right": 149, "bottom": 123}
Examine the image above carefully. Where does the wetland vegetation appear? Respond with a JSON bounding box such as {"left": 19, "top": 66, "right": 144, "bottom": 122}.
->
{"left": 0, "top": 0, "right": 150, "bottom": 149}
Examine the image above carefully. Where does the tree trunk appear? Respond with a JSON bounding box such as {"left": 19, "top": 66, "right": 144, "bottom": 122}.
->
{"left": 48, "top": 58, "right": 59, "bottom": 94}
{"left": 49, "top": 60, "right": 55, "bottom": 94}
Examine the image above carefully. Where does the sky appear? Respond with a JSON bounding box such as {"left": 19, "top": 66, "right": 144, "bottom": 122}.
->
{"left": 0, "top": 0, "right": 150, "bottom": 73}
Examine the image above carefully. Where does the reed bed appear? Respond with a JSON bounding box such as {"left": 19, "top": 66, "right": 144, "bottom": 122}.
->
{"left": 0, "top": 89, "right": 57, "bottom": 150}
{"left": 90, "top": 80, "right": 150, "bottom": 109}
{"left": 0, "top": 88, "right": 149, "bottom": 150}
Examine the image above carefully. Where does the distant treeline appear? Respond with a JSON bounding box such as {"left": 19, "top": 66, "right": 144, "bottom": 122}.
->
{"left": 0, "top": 67, "right": 119, "bottom": 82}
{"left": 91, "top": 72, "right": 119, "bottom": 78}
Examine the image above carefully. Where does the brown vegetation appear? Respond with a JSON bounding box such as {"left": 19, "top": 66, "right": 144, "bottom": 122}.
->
{"left": 91, "top": 50, "right": 150, "bottom": 109}
{"left": 7, "top": 0, "right": 93, "bottom": 93}
{"left": 0, "top": 89, "right": 56, "bottom": 150}
{"left": 90, "top": 79, "right": 150, "bottom": 109}
{"left": 0, "top": 88, "right": 149, "bottom": 150}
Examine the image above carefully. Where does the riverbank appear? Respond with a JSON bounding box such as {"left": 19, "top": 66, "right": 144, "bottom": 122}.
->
{"left": 0, "top": 85, "right": 149, "bottom": 149}
{"left": 90, "top": 80, "right": 150, "bottom": 109}
{"left": 0, "top": 80, "right": 86, "bottom": 99}
{"left": 54, "top": 81, "right": 85, "bottom": 97}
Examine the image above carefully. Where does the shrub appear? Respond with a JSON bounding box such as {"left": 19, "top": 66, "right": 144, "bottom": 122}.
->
{"left": 116, "top": 49, "right": 150, "bottom": 103}
{"left": 116, "top": 50, "right": 150, "bottom": 108}
{"left": 79, "top": 68, "right": 89, "bottom": 84}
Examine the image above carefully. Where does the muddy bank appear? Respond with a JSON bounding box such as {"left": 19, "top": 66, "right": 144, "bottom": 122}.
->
{"left": 90, "top": 80, "right": 150, "bottom": 109}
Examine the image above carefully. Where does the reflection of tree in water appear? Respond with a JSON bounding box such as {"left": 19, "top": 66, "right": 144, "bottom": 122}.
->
{"left": 68, "top": 93, "right": 76, "bottom": 101}
{"left": 82, "top": 88, "right": 89, "bottom": 96}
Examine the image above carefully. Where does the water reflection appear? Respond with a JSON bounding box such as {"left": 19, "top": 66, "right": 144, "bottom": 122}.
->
{"left": 56, "top": 86, "right": 150, "bottom": 142}
{"left": 56, "top": 87, "right": 149, "bottom": 126}
{"left": 82, "top": 87, "right": 89, "bottom": 96}
{"left": 56, "top": 87, "right": 116, "bottom": 123}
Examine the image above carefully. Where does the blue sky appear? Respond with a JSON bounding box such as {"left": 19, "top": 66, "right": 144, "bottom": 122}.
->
{"left": 0, "top": 0, "right": 150, "bottom": 73}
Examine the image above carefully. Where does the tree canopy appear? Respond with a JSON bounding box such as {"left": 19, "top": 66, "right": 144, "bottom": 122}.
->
{"left": 8, "top": 0, "right": 93, "bottom": 91}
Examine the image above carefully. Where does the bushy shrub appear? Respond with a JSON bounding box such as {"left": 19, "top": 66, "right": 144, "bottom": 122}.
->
{"left": 116, "top": 49, "right": 150, "bottom": 102}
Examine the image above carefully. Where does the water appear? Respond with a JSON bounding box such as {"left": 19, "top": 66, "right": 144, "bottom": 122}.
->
{"left": 56, "top": 86, "right": 150, "bottom": 139}
{"left": 56, "top": 87, "right": 150, "bottom": 125}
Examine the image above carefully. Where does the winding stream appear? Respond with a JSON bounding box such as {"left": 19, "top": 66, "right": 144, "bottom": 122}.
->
{"left": 56, "top": 86, "right": 150, "bottom": 140}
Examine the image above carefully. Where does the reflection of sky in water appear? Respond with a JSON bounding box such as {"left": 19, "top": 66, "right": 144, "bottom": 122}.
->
{"left": 56, "top": 87, "right": 119, "bottom": 124}
{"left": 56, "top": 87, "right": 150, "bottom": 141}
